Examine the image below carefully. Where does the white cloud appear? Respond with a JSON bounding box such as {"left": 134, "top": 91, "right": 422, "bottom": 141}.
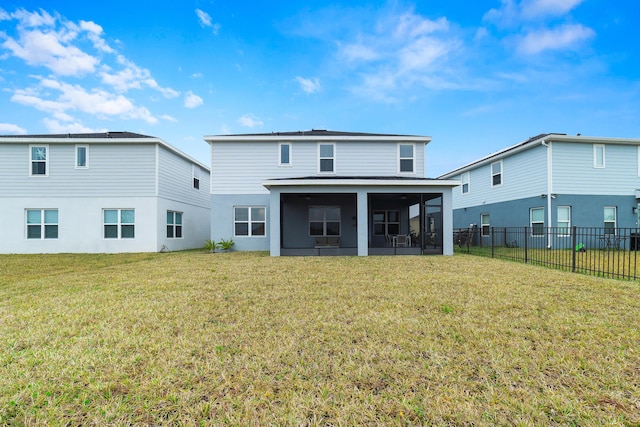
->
{"left": 43, "top": 118, "right": 96, "bottom": 133}
{"left": 521, "top": 0, "right": 584, "bottom": 19}
{"left": 517, "top": 24, "right": 595, "bottom": 54}
{"left": 195, "top": 9, "right": 220, "bottom": 35}
{"left": 100, "top": 55, "right": 179, "bottom": 97}
{"left": 340, "top": 43, "right": 379, "bottom": 62}
{"left": 295, "top": 76, "right": 321, "bottom": 94}
{"left": 237, "top": 114, "right": 263, "bottom": 127}
{"left": 160, "top": 114, "right": 177, "bottom": 122}
{"left": 191, "top": 72, "right": 203, "bottom": 78}
{"left": 2, "top": 27, "right": 99, "bottom": 76}
{"left": 0, "top": 122, "right": 27, "bottom": 134}
{"left": 79, "top": 20, "right": 114, "bottom": 53}
{"left": 11, "top": 76, "right": 159, "bottom": 124}
{"left": 184, "top": 91, "right": 203, "bottom": 108}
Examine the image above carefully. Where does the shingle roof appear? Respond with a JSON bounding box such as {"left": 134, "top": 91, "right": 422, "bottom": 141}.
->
{"left": 0, "top": 131, "right": 155, "bottom": 139}
{"left": 215, "top": 129, "right": 421, "bottom": 137}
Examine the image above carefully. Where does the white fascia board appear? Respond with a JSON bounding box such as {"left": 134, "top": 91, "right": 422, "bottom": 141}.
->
{"left": 263, "top": 178, "right": 460, "bottom": 189}
{"left": 205, "top": 135, "right": 431, "bottom": 144}
{"left": 549, "top": 135, "right": 640, "bottom": 145}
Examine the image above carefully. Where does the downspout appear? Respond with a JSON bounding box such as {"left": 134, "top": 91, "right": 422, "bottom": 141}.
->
{"left": 542, "top": 140, "right": 553, "bottom": 248}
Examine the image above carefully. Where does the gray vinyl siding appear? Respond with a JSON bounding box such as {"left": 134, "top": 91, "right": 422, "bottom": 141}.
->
{"left": 211, "top": 140, "right": 426, "bottom": 194}
{"left": 157, "top": 146, "right": 210, "bottom": 207}
{"left": 552, "top": 142, "right": 640, "bottom": 196}
{"left": 0, "top": 143, "right": 156, "bottom": 197}
{"left": 451, "top": 145, "right": 547, "bottom": 209}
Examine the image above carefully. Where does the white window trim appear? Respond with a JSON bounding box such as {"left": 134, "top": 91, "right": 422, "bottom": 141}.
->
{"left": 103, "top": 209, "right": 135, "bottom": 239}
{"left": 398, "top": 143, "right": 415, "bottom": 174}
{"left": 75, "top": 145, "right": 89, "bottom": 169}
{"left": 604, "top": 206, "right": 616, "bottom": 235}
{"left": 594, "top": 144, "right": 605, "bottom": 168}
{"left": 25, "top": 209, "right": 58, "bottom": 240}
{"left": 317, "top": 143, "right": 336, "bottom": 174}
{"left": 278, "top": 142, "right": 292, "bottom": 167}
{"left": 234, "top": 206, "right": 267, "bottom": 237}
{"left": 557, "top": 206, "right": 571, "bottom": 237}
{"left": 530, "top": 207, "right": 544, "bottom": 237}
{"left": 480, "top": 213, "right": 490, "bottom": 237}
{"left": 192, "top": 165, "right": 200, "bottom": 190}
{"left": 637, "top": 146, "right": 640, "bottom": 176}
{"left": 309, "top": 206, "right": 341, "bottom": 237}
{"left": 167, "top": 210, "right": 183, "bottom": 239}
{"left": 29, "top": 144, "right": 49, "bottom": 177}
{"left": 491, "top": 160, "right": 503, "bottom": 187}
{"left": 461, "top": 172, "right": 470, "bottom": 194}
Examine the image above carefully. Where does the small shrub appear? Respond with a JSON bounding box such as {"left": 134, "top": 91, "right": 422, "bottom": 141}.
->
{"left": 218, "top": 238, "right": 235, "bottom": 251}
{"left": 203, "top": 239, "right": 218, "bottom": 253}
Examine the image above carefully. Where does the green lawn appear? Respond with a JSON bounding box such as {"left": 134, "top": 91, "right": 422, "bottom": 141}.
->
{"left": 1, "top": 252, "right": 639, "bottom": 426}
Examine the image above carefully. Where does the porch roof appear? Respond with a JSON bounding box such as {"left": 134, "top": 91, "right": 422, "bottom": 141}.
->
{"left": 263, "top": 176, "right": 460, "bottom": 189}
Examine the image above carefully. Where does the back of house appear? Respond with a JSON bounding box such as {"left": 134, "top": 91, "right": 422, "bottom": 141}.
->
{"left": 0, "top": 132, "right": 210, "bottom": 253}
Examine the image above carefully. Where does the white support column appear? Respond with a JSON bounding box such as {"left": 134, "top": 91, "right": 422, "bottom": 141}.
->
{"left": 269, "top": 189, "right": 281, "bottom": 256}
{"left": 442, "top": 191, "right": 454, "bottom": 255}
{"left": 357, "top": 191, "right": 369, "bottom": 256}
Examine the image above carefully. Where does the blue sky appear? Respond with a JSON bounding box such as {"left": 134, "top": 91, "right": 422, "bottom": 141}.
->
{"left": 1, "top": 0, "right": 638, "bottom": 176}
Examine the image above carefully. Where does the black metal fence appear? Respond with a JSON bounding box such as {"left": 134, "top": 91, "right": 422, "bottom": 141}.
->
{"left": 454, "top": 226, "right": 640, "bottom": 280}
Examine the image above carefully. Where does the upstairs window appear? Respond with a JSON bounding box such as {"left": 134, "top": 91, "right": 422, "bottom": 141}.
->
{"left": 398, "top": 144, "right": 415, "bottom": 173}
{"left": 318, "top": 143, "right": 335, "bottom": 173}
{"left": 104, "top": 209, "right": 135, "bottom": 239}
{"left": 75, "top": 145, "right": 88, "bottom": 168}
{"left": 604, "top": 206, "right": 616, "bottom": 235}
{"left": 491, "top": 161, "right": 502, "bottom": 187}
{"left": 461, "top": 172, "right": 470, "bottom": 194}
{"left": 530, "top": 207, "right": 544, "bottom": 236}
{"left": 167, "top": 211, "right": 183, "bottom": 238}
{"left": 26, "top": 209, "right": 58, "bottom": 239}
{"left": 193, "top": 165, "right": 200, "bottom": 189}
{"left": 30, "top": 145, "right": 48, "bottom": 176}
{"left": 594, "top": 144, "right": 605, "bottom": 168}
{"left": 279, "top": 143, "right": 291, "bottom": 166}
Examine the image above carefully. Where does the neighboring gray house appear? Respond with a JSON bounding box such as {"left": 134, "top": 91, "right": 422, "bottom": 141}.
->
{"left": 0, "top": 132, "right": 210, "bottom": 253}
{"left": 205, "top": 130, "right": 459, "bottom": 256}
{"left": 438, "top": 133, "right": 640, "bottom": 245}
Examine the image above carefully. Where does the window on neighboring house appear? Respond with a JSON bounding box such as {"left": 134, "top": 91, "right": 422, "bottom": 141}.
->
{"left": 26, "top": 209, "right": 58, "bottom": 239}
{"left": 604, "top": 206, "right": 616, "bottom": 235}
{"left": 318, "top": 143, "right": 335, "bottom": 173}
{"left": 279, "top": 143, "right": 291, "bottom": 166}
{"left": 30, "top": 145, "right": 48, "bottom": 176}
{"left": 530, "top": 207, "right": 544, "bottom": 236}
{"left": 104, "top": 209, "right": 135, "bottom": 239}
{"left": 234, "top": 206, "right": 266, "bottom": 236}
{"left": 491, "top": 161, "right": 502, "bottom": 187}
{"left": 461, "top": 172, "right": 470, "bottom": 194}
{"left": 373, "top": 210, "right": 400, "bottom": 236}
{"left": 594, "top": 144, "right": 605, "bottom": 168}
{"left": 192, "top": 165, "right": 201, "bottom": 189}
{"left": 167, "top": 211, "right": 183, "bottom": 238}
{"left": 309, "top": 206, "right": 340, "bottom": 236}
{"left": 557, "top": 206, "right": 571, "bottom": 236}
{"left": 398, "top": 144, "right": 415, "bottom": 173}
{"left": 481, "top": 213, "right": 490, "bottom": 237}
{"left": 76, "top": 145, "right": 88, "bottom": 168}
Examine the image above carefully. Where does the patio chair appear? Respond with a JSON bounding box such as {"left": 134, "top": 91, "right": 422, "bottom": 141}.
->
{"left": 395, "top": 234, "right": 410, "bottom": 247}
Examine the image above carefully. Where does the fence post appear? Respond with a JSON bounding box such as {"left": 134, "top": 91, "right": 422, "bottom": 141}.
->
{"left": 491, "top": 227, "right": 495, "bottom": 258}
{"left": 571, "top": 226, "right": 577, "bottom": 272}
{"left": 524, "top": 226, "right": 528, "bottom": 264}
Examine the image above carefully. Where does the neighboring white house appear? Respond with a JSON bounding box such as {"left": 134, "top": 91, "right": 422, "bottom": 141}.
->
{"left": 205, "top": 130, "right": 459, "bottom": 256}
{"left": 0, "top": 132, "right": 210, "bottom": 253}
{"left": 438, "top": 133, "right": 640, "bottom": 246}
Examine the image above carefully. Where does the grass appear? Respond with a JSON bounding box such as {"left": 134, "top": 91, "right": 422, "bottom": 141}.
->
{"left": 1, "top": 252, "right": 640, "bottom": 425}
